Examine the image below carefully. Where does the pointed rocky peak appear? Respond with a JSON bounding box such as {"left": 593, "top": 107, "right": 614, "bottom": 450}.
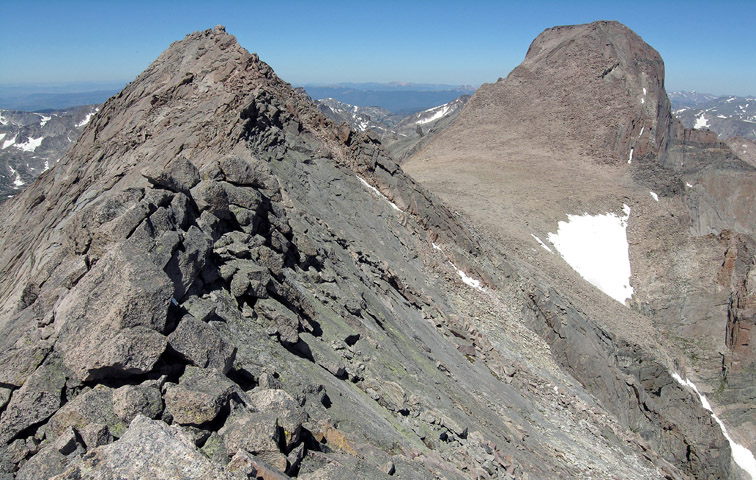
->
{"left": 0, "top": 24, "right": 744, "bottom": 480}
{"left": 463, "top": 20, "right": 671, "bottom": 164}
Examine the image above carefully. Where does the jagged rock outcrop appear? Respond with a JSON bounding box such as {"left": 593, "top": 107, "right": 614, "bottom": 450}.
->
{"left": 407, "top": 20, "right": 755, "bottom": 478}
{"left": 0, "top": 24, "right": 743, "bottom": 479}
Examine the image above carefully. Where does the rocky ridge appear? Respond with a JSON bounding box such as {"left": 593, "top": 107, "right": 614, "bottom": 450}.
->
{"left": 0, "top": 25, "right": 721, "bottom": 479}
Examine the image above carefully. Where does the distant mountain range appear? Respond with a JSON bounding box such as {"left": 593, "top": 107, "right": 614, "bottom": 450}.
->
{"left": 304, "top": 81, "right": 477, "bottom": 92}
{"left": 302, "top": 82, "right": 476, "bottom": 115}
{"left": 0, "top": 82, "right": 124, "bottom": 111}
{"left": 0, "top": 105, "right": 99, "bottom": 199}
{"left": 667, "top": 91, "right": 720, "bottom": 108}
{"left": 670, "top": 91, "right": 756, "bottom": 140}
{"left": 315, "top": 94, "right": 470, "bottom": 161}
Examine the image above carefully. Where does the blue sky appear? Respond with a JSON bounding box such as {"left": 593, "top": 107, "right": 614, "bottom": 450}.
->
{"left": 0, "top": 0, "right": 754, "bottom": 96}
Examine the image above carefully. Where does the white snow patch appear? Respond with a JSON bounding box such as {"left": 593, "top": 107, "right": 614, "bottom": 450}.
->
{"left": 0, "top": 133, "right": 5, "bottom": 141}
{"left": 43, "top": 160, "right": 49, "bottom": 172}
{"left": 641, "top": 97, "right": 645, "bottom": 104}
{"left": 38, "top": 114, "right": 52, "bottom": 126}
{"left": 416, "top": 105, "right": 450, "bottom": 125}
{"left": 717, "top": 114, "right": 727, "bottom": 119}
{"left": 2, "top": 135, "right": 17, "bottom": 149}
{"left": 694, "top": 113, "right": 710, "bottom": 129}
{"left": 76, "top": 112, "right": 95, "bottom": 127}
{"left": 530, "top": 234, "right": 553, "bottom": 253}
{"left": 547, "top": 205, "right": 634, "bottom": 304}
{"left": 628, "top": 147, "right": 634, "bottom": 164}
{"left": 672, "top": 373, "right": 756, "bottom": 479}
{"left": 15, "top": 136, "right": 44, "bottom": 152}
{"left": 639, "top": 126, "right": 644, "bottom": 137}
{"left": 432, "top": 242, "right": 485, "bottom": 291}
{"left": 686, "top": 182, "right": 693, "bottom": 188}
{"left": 727, "top": 97, "right": 736, "bottom": 103}
{"left": 449, "top": 261, "right": 484, "bottom": 291}
{"left": 643, "top": 87, "right": 647, "bottom": 95}
{"left": 650, "top": 191, "right": 659, "bottom": 202}
{"left": 0, "top": 113, "right": 7, "bottom": 125}
{"left": 8, "top": 165, "right": 24, "bottom": 187}
{"left": 356, "top": 176, "right": 402, "bottom": 212}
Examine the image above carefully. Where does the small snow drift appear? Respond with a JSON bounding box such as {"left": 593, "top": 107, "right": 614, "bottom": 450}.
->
{"left": 672, "top": 373, "right": 756, "bottom": 479}
{"left": 432, "top": 243, "right": 485, "bottom": 291}
{"left": 531, "top": 234, "right": 553, "bottom": 253}
{"left": 694, "top": 113, "right": 710, "bottom": 129}
{"left": 15, "top": 136, "right": 44, "bottom": 152}
{"left": 356, "top": 175, "right": 402, "bottom": 212}
{"left": 547, "top": 205, "right": 634, "bottom": 304}
{"left": 76, "top": 112, "right": 96, "bottom": 127}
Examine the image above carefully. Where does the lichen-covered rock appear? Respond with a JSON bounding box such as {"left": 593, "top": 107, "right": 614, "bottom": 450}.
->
{"left": 15, "top": 445, "right": 71, "bottom": 480}
{"left": 46, "top": 385, "right": 125, "bottom": 445}
{"left": 228, "top": 450, "right": 292, "bottom": 480}
{"left": 248, "top": 389, "right": 307, "bottom": 450}
{"left": 164, "top": 366, "right": 240, "bottom": 426}
{"left": 0, "top": 343, "right": 51, "bottom": 388}
{"left": 218, "top": 410, "right": 280, "bottom": 458}
{"left": 230, "top": 262, "right": 272, "bottom": 299}
{"left": 112, "top": 383, "right": 164, "bottom": 424}
{"left": 0, "top": 357, "right": 68, "bottom": 444}
{"left": 53, "top": 245, "right": 172, "bottom": 381}
{"left": 53, "top": 415, "right": 240, "bottom": 479}
{"left": 141, "top": 157, "right": 200, "bottom": 194}
{"left": 165, "top": 225, "right": 212, "bottom": 300}
{"left": 254, "top": 298, "right": 300, "bottom": 346}
{"left": 167, "top": 315, "right": 236, "bottom": 372}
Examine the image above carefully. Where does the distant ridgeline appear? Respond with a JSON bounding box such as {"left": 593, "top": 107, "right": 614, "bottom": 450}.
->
{"left": 302, "top": 83, "right": 476, "bottom": 115}
{"left": 0, "top": 85, "right": 122, "bottom": 111}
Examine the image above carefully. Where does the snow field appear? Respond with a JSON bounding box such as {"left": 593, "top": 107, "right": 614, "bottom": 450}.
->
{"left": 547, "top": 205, "right": 633, "bottom": 304}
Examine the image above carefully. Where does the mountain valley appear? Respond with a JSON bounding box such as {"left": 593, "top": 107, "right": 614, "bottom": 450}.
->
{"left": 314, "top": 95, "right": 469, "bottom": 162}
{"left": 0, "top": 22, "right": 754, "bottom": 480}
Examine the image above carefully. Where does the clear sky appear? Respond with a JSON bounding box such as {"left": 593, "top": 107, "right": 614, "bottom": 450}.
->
{"left": 0, "top": 0, "right": 754, "bottom": 96}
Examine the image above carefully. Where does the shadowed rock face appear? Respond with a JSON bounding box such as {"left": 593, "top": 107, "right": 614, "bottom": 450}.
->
{"left": 0, "top": 25, "right": 741, "bottom": 479}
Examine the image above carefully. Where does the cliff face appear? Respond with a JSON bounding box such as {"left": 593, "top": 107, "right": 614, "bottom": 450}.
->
{"left": 407, "top": 20, "right": 756, "bottom": 478}
{"left": 0, "top": 25, "right": 724, "bottom": 479}
{"left": 459, "top": 21, "right": 672, "bottom": 165}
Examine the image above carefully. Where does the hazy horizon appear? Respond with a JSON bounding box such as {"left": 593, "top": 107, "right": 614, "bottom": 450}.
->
{"left": 1, "top": 0, "right": 754, "bottom": 97}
